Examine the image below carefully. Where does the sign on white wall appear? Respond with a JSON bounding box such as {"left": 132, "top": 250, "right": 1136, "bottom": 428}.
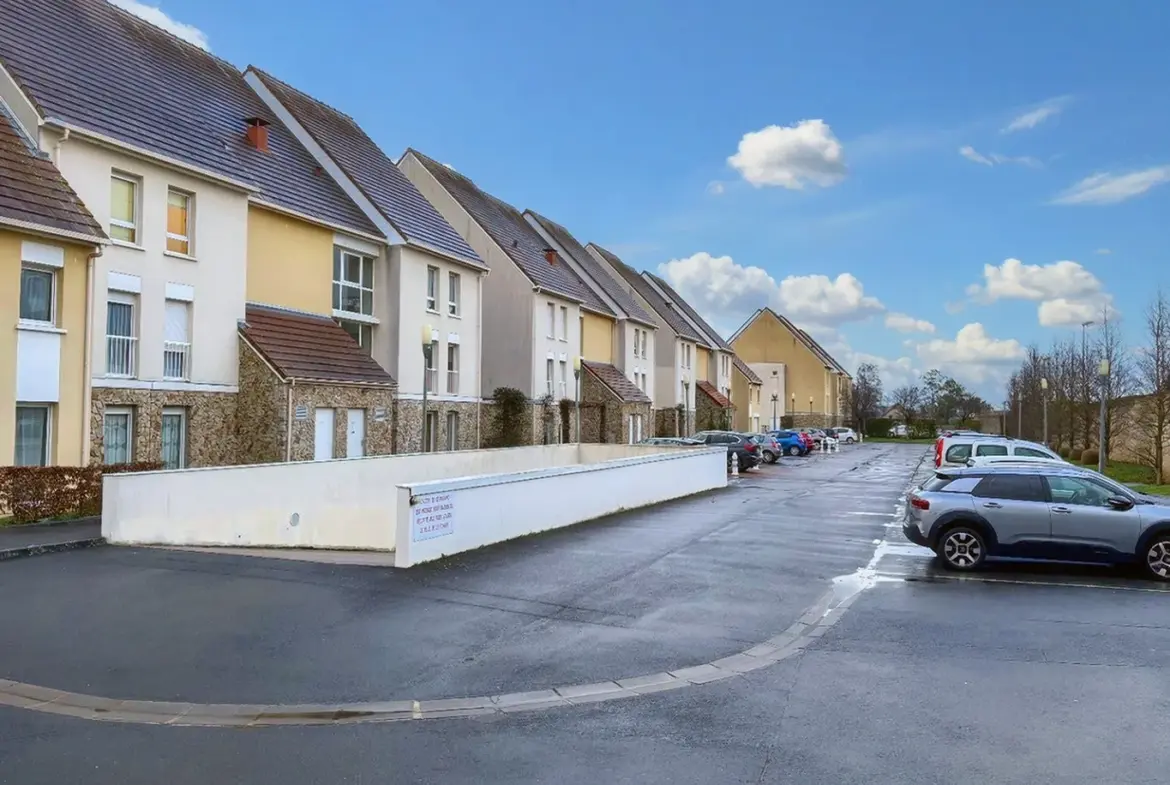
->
{"left": 411, "top": 491, "right": 456, "bottom": 542}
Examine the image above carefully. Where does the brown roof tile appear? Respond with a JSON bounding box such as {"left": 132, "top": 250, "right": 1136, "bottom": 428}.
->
{"left": 0, "top": 104, "right": 103, "bottom": 240}
{"left": 240, "top": 304, "right": 395, "bottom": 386}
{"left": 732, "top": 355, "right": 762, "bottom": 384}
{"left": 583, "top": 361, "right": 651, "bottom": 404}
{"left": 643, "top": 272, "right": 731, "bottom": 351}
{"left": 697, "top": 380, "right": 733, "bottom": 409}
{"left": 587, "top": 244, "right": 705, "bottom": 341}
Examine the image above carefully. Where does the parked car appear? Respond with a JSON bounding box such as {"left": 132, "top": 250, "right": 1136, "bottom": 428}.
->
{"left": 767, "top": 430, "right": 808, "bottom": 457}
{"left": 750, "top": 434, "right": 781, "bottom": 464}
{"left": 965, "top": 455, "right": 1068, "bottom": 468}
{"left": 691, "top": 431, "right": 761, "bottom": 469}
{"left": 827, "top": 427, "right": 858, "bottom": 444}
{"left": 797, "top": 427, "right": 826, "bottom": 443}
{"left": 904, "top": 463, "right": 1170, "bottom": 581}
{"left": 935, "top": 435, "right": 1059, "bottom": 469}
{"left": 639, "top": 437, "right": 702, "bottom": 446}
{"left": 888, "top": 423, "right": 909, "bottom": 437}
{"left": 796, "top": 431, "right": 816, "bottom": 452}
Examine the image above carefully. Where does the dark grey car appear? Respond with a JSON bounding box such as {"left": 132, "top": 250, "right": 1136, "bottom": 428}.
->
{"left": 904, "top": 464, "right": 1170, "bottom": 580}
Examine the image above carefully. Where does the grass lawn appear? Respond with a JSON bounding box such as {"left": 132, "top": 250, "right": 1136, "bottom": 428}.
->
{"left": 1074, "top": 458, "right": 1168, "bottom": 494}
{"left": 865, "top": 437, "right": 936, "bottom": 444}
{"left": 1133, "top": 484, "right": 1170, "bottom": 496}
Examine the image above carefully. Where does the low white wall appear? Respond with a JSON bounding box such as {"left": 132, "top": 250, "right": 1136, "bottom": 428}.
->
{"left": 394, "top": 447, "right": 727, "bottom": 567}
{"left": 102, "top": 445, "right": 586, "bottom": 550}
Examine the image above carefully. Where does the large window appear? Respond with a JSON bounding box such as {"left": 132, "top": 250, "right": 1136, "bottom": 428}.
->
{"left": 110, "top": 173, "right": 139, "bottom": 244}
{"left": 14, "top": 405, "right": 50, "bottom": 466}
{"left": 424, "top": 411, "right": 438, "bottom": 452}
{"left": 106, "top": 294, "right": 137, "bottom": 377}
{"left": 546, "top": 303, "right": 556, "bottom": 338}
{"left": 633, "top": 330, "right": 640, "bottom": 358}
{"left": 19, "top": 265, "right": 55, "bottom": 324}
{"left": 163, "top": 299, "right": 190, "bottom": 380}
{"left": 166, "top": 189, "right": 192, "bottom": 255}
{"left": 448, "top": 272, "right": 461, "bottom": 316}
{"left": 546, "top": 359, "right": 555, "bottom": 396}
{"left": 973, "top": 474, "right": 1046, "bottom": 503}
{"left": 339, "top": 320, "right": 372, "bottom": 354}
{"left": 446, "top": 344, "right": 459, "bottom": 394}
{"left": 424, "top": 340, "right": 438, "bottom": 392}
{"left": 559, "top": 306, "right": 568, "bottom": 341}
{"left": 559, "top": 360, "right": 568, "bottom": 397}
{"left": 333, "top": 249, "right": 374, "bottom": 317}
{"left": 103, "top": 407, "right": 133, "bottom": 464}
{"left": 426, "top": 265, "right": 439, "bottom": 312}
{"left": 161, "top": 408, "right": 187, "bottom": 470}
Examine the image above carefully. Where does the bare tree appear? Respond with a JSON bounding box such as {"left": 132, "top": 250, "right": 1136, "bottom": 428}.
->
{"left": 1097, "top": 311, "right": 1134, "bottom": 456}
{"left": 890, "top": 385, "right": 924, "bottom": 424}
{"left": 1135, "top": 292, "right": 1170, "bottom": 483}
{"left": 850, "top": 363, "right": 882, "bottom": 432}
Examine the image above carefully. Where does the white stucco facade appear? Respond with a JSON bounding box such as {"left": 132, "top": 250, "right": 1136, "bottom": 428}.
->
{"left": 751, "top": 362, "right": 788, "bottom": 429}
{"left": 620, "top": 321, "right": 655, "bottom": 404}
{"left": 533, "top": 295, "right": 581, "bottom": 400}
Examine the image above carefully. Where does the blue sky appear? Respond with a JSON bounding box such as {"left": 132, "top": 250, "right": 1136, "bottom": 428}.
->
{"left": 125, "top": 0, "right": 1170, "bottom": 399}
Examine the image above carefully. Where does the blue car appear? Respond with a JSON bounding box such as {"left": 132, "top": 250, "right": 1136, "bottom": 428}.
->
{"left": 768, "top": 430, "right": 808, "bottom": 457}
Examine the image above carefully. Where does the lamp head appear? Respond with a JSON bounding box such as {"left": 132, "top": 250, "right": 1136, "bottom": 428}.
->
{"left": 1098, "top": 359, "right": 1110, "bottom": 377}
{"left": 1040, "top": 377, "right": 1048, "bottom": 390}
{"left": 422, "top": 324, "right": 434, "bottom": 347}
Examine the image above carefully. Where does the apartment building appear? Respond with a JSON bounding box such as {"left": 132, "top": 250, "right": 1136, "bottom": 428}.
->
{"left": 731, "top": 356, "right": 763, "bottom": 434}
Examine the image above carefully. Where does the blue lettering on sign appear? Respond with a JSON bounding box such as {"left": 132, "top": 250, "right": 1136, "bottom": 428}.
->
{"left": 411, "top": 492, "right": 456, "bottom": 542}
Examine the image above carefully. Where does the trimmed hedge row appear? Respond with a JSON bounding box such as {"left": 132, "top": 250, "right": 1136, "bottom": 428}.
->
{"left": 0, "top": 463, "right": 162, "bottom": 524}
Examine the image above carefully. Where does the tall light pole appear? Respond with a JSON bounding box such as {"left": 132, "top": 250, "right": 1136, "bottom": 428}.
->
{"left": 1098, "top": 359, "right": 1109, "bottom": 473}
{"left": 790, "top": 392, "right": 795, "bottom": 416}
{"left": 683, "top": 378, "right": 690, "bottom": 436}
{"left": 572, "top": 356, "right": 581, "bottom": 443}
{"left": 770, "top": 394, "right": 779, "bottom": 430}
{"left": 771, "top": 370, "right": 779, "bottom": 430}
{"left": 1016, "top": 393, "right": 1022, "bottom": 438}
{"left": 421, "top": 323, "right": 433, "bottom": 452}
{"left": 1040, "top": 377, "right": 1049, "bottom": 446}
{"left": 1081, "top": 319, "right": 1094, "bottom": 448}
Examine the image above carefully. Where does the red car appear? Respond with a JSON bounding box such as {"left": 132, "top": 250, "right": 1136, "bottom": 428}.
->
{"left": 797, "top": 432, "right": 815, "bottom": 452}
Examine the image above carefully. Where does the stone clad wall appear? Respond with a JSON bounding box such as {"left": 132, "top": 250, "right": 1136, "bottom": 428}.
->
{"left": 90, "top": 387, "right": 238, "bottom": 467}
{"left": 695, "top": 391, "right": 732, "bottom": 432}
{"left": 397, "top": 399, "right": 481, "bottom": 453}
{"left": 287, "top": 383, "right": 395, "bottom": 462}
{"left": 235, "top": 343, "right": 287, "bottom": 464}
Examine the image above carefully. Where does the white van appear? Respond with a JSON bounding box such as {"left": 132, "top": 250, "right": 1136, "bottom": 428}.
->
{"left": 936, "top": 436, "right": 1059, "bottom": 468}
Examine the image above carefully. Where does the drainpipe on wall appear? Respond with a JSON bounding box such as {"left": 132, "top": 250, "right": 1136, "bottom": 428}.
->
{"left": 52, "top": 127, "right": 70, "bottom": 165}
{"left": 284, "top": 379, "right": 295, "bottom": 462}
{"left": 476, "top": 271, "right": 484, "bottom": 448}
{"left": 81, "top": 243, "right": 102, "bottom": 465}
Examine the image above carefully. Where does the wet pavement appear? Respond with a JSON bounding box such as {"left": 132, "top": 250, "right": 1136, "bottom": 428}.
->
{"left": 4, "top": 443, "right": 1170, "bottom": 783}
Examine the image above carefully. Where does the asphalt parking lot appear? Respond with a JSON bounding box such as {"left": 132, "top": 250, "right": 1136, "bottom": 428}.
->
{"left": 3, "top": 442, "right": 1169, "bottom": 783}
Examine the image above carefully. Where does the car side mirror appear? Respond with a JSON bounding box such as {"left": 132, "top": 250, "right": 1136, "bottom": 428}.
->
{"left": 1106, "top": 496, "right": 1134, "bottom": 511}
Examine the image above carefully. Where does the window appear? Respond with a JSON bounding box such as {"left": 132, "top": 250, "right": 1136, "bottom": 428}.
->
{"left": 642, "top": 330, "right": 648, "bottom": 359}
{"left": 424, "top": 340, "right": 438, "bottom": 392}
{"left": 14, "top": 405, "right": 50, "bottom": 466}
{"left": 333, "top": 249, "right": 374, "bottom": 316}
{"left": 106, "top": 294, "right": 137, "bottom": 377}
{"left": 546, "top": 359, "right": 555, "bottom": 395}
{"left": 974, "top": 443, "right": 1009, "bottom": 457}
{"left": 1015, "top": 447, "right": 1056, "bottom": 459}
{"left": 1045, "top": 475, "right": 1119, "bottom": 507}
{"left": 339, "top": 320, "right": 372, "bottom": 354}
{"left": 633, "top": 330, "right": 640, "bottom": 357}
{"left": 973, "top": 474, "right": 1046, "bottom": 502}
{"left": 684, "top": 344, "right": 692, "bottom": 369}
{"left": 547, "top": 303, "right": 556, "bottom": 337}
{"left": 110, "top": 173, "right": 139, "bottom": 243}
{"left": 446, "top": 344, "right": 459, "bottom": 394}
{"left": 163, "top": 300, "right": 190, "bottom": 380}
{"left": 944, "top": 444, "right": 972, "bottom": 464}
{"left": 19, "top": 265, "right": 54, "bottom": 324}
{"left": 446, "top": 411, "right": 459, "bottom": 451}
{"left": 426, "top": 265, "right": 439, "bottom": 312}
{"left": 559, "top": 306, "right": 568, "bottom": 341}
{"left": 448, "top": 272, "right": 461, "bottom": 316}
{"left": 102, "top": 407, "right": 133, "bottom": 464}
{"left": 559, "top": 360, "right": 568, "bottom": 397}
{"left": 166, "top": 189, "right": 192, "bottom": 255}
{"left": 161, "top": 408, "right": 187, "bottom": 470}
{"left": 424, "top": 411, "right": 438, "bottom": 452}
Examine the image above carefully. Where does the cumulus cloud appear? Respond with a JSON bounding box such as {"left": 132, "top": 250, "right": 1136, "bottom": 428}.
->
{"left": 1003, "top": 97, "right": 1069, "bottom": 133}
{"left": 1051, "top": 166, "right": 1170, "bottom": 205}
{"left": 965, "top": 258, "right": 1117, "bottom": 327}
{"left": 727, "top": 119, "right": 846, "bottom": 189}
{"left": 916, "top": 323, "right": 1026, "bottom": 384}
{"left": 958, "top": 145, "right": 1040, "bottom": 167}
{"left": 706, "top": 181, "right": 725, "bottom": 196}
{"left": 109, "top": 0, "right": 209, "bottom": 50}
{"left": 885, "top": 313, "right": 936, "bottom": 334}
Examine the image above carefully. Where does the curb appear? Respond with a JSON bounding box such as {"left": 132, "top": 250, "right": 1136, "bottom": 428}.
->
{"left": 0, "top": 538, "right": 105, "bottom": 563}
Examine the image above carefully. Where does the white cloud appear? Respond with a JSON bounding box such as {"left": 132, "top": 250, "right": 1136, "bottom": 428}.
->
{"left": 885, "top": 313, "right": 936, "bottom": 334}
{"left": 915, "top": 323, "right": 1026, "bottom": 384}
{"left": 706, "top": 181, "right": 725, "bottom": 196}
{"left": 1094, "top": 248, "right": 1112, "bottom": 255}
{"left": 727, "top": 119, "right": 846, "bottom": 189}
{"left": 109, "top": 0, "right": 209, "bottom": 50}
{"left": 966, "top": 257, "right": 1117, "bottom": 327}
{"left": 959, "top": 145, "right": 1040, "bottom": 167}
{"left": 656, "top": 252, "right": 883, "bottom": 334}
{"left": 1003, "top": 97, "right": 1069, "bottom": 133}
{"left": 1051, "top": 166, "right": 1170, "bottom": 205}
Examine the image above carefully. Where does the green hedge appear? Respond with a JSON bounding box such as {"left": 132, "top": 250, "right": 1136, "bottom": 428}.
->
{"left": 865, "top": 418, "right": 894, "bottom": 437}
{"left": 1081, "top": 448, "right": 1099, "bottom": 466}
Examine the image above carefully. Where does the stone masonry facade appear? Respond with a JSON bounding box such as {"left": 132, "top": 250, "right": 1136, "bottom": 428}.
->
{"left": 655, "top": 407, "right": 693, "bottom": 438}
{"left": 396, "top": 399, "right": 481, "bottom": 453}
{"left": 695, "top": 392, "right": 733, "bottom": 433}
{"left": 90, "top": 386, "right": 238, "bottom": 467}
{"left": 579, "top": 372, "right": 654, "bottom": 444}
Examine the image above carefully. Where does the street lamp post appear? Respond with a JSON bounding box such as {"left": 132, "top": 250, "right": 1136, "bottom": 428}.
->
{"left": 572, "top": 357, "right": 581, "bottom": 443}
{"left": 421, "top": 323, "right": 433, "bottom": 452}
{"left": 682, "top": 377, "right": 690, "bottom": 436}
{"left": 1040, "top": 377, "right": 1049, "bottom": 446}
{"left": 1016, "top": 393, "right": 1022, "bottom": 438}
{"left": 1098, "top": 359, "right": 1109, "bottom": 473}
{"left": 790, "top": 392, "right": 795, "bottom": 416}
{"left": 809, "top": 396, "right": 813, "bottom": 414}
{"left": 771, "top": 394, "right": 779, "bottom": 430}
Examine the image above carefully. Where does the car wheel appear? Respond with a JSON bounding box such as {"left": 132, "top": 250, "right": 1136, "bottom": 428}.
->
{"left": 936, "top": 526, "right": 987, "bottom": 571}
{"left": 786, "top": 445, "right": 801, "bottom": 456}
{"left": 764, "top": 450, "right": 777, "bottom": 464}
{"left": 1142, "top": 535, "right": 1170, "bottom": 581}
{"left": 845, "top": 437, "right": 855, "bottom": 444}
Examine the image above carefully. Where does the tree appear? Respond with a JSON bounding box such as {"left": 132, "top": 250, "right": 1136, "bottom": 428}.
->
{"left": 1135, "top": 292, "right": 1170, "bottom": 483}
{"left": 850, "top": 363, "right": 883, "bottom": 431}
{"left": 890, "top": 385, "right": 924, "bottom": 424}
{"left": 1096, "top": 311, "right": 1134, "bottom": 457}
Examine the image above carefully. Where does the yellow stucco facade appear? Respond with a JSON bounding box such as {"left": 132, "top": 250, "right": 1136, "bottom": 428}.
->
{"left": 695, "top": 346, "right": 711, "bottom": 382}
{"left": 731, "top": 309, "right": 844, "bottom": 417}
{"left": 2, "top": 229, "right": 91, "bottom": 466}
{"left": 580, "top": 311, "right": 614, "bottom": 364}
{"left": 731, "top": 366, "right": 761, "bottom": 432}
{"left": 246, "top": 205, "right": 335, "bottom": 315}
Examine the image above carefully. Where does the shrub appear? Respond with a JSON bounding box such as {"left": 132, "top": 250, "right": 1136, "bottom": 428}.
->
{"left": 1058, "top": 447, "right": 1070, "bottom": 459}
{"left": 865, "top": 418, "right": 894, "bottom": 438}
{"left": 1081, "top": 448, "right": 1099, "bottom": 466}
{"left": 487, "top": 387, "right": 529, "bottom": 448}
{"left": 0, "top": 462, "right": 162, "bottom": 524}
{"left": 909, "top": 421, "right": 937, "bottom": 439}
{"left": 1069, "top": 449, "right": 1083, "bottom": 462}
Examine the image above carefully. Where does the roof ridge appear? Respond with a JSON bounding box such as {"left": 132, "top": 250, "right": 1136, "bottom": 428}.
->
{"left": 247, "top": 66, "right": 359, "bottom": 127}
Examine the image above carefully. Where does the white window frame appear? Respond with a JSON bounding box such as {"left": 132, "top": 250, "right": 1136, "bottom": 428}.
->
{"left": 105, "top": 292, "right": 138, "bottom": 378}
{"left": 160, "top": 407, "right": 187, "bottom": 470}
{"left": 446, "top": 343, "right": 460, "bottom": 394}
{"left": 102, "top": 406, "right": 134, "bottom": 465}
{"left": 546, "top": 358, "right": 555, "bottom": 396}
{"left": 633, "top": 329, "right": 640, "bottom": 358}
{"left": 643, "top": 331, "right": 648, "bottom": 359}
{"left": 163, "top": 299, "right": 191, "bottom": 381}
{"left": 14, "top": 404, "right": 52, "bottom": 466}
{"left": 448, "top": 271, "right": 461, "bottom": 316}
{"left": 333, "top": 249, "right": 375, "bottom": 319}
{"left": 425, "top": 340, "right": 439, "bottom": 392}
{"left": 559, "top": 306, "right": 568, "bottom": 342}
{"left": 18, "top": 263, "right": 56, "bottom": 326}
{"left": 424, "top": 410, "right": 439, "bottom": 452}
{"left": 546, "top": 303, "right": 556, "bottom": 338}
{"left": 110, "top": 172, "right": 140, "bottom": 245}
{"left": 559, "top": 360, "right": 568, "bottom": 397}
{"left": 165, "top": 187, "right": 194, "bottom": 256}
{"left": 337, "top": 319, "right": 372, "bottom": 353}
{"left": 426, "top": 265, "right": 439, "bottom": 313}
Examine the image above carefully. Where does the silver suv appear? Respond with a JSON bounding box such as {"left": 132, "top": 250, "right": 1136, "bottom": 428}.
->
{"left": 904, "top": 464, "right": 1170, "bottom": 581}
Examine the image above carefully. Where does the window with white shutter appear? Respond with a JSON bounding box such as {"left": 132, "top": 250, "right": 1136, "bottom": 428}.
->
{"left": 163, "top": 300, "right": 191, "bottom": 380}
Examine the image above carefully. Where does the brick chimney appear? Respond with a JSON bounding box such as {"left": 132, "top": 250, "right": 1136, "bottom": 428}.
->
{"left": 543, "top": 248, "right": 557, "bottom": 265}
{"left": 244, "top": 117, "right": 270, "bottom": 152}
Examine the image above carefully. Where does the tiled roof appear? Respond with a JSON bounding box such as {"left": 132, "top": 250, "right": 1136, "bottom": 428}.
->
{"left": 0, "top": 0, "right": 379, "bottom": 237}
{"left": 586, "top": 244, "right": 704, "bottom": 341}
{"left": 0, "top": 103, "right": 103, "bottom": 240}
{"left": 730, "top": 308, "right": 850, "bottom": 378}
{"left": 525, "top": 211, "right": 656, "bottom": 326}
{"left": 732, "top": 355, "right": 762, "bottom": 385}
{"left": 583, "top": 361, "right": 651, "bottom": 404}
{"left": 643, "top": 272, "right": 731, "bottom": 351}
{"left": 251, "top": 71, "right": 483, "bottom": 267}
{"left": 240, "top": 304, "right": 396, "bottom": 386}
{"left": 697, "top": 380, "right": 733, "bottom": 408}
{"left": 799, "top": 328, "right": 850, "bottom": 376}
{"left": 409, "top": 151, "right": 605, "bottom": 307}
